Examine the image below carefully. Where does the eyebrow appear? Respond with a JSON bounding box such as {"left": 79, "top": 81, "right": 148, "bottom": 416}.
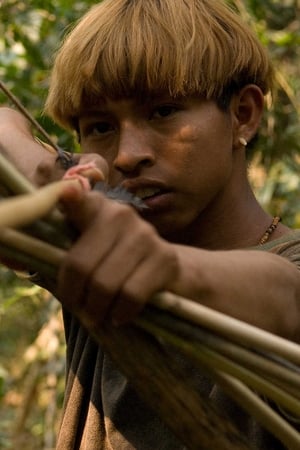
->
{"left": 78, "top": 109, "right": 111, "bottom": 118}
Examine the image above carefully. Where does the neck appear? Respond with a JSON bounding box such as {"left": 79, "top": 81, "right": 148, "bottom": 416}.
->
{"left": 165, "top": 193, "right": 269, "bottom": 250}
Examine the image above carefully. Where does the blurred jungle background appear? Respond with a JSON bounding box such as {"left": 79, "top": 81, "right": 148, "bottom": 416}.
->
{"left": 0, "top": 0, "right": 299, "bottom": 448}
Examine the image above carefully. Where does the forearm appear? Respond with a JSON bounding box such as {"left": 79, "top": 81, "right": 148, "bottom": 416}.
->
{"left": 0, "top": 107, "right": 58, "bottom": 185}
{"left": 172, "top": 245, "right": 300, "bottom": 342}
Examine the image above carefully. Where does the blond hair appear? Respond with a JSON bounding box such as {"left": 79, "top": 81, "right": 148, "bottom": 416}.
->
{"left": 45, "top": 0, "right": 273, "bottom": 129}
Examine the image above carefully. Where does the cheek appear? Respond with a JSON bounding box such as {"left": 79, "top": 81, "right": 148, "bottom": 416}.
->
{"left": 172, "top": 122, "right": 234, "bottom": 206}
{"left": 177, "top": 124, "right": 201, "bottom": 143}
{"left": 175, "top": 119, "right": 233, "bottom": 170}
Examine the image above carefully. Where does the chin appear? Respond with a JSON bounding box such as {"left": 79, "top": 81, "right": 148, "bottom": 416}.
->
{"left": 149, "top": 216, "right": 192, "bottom": 243}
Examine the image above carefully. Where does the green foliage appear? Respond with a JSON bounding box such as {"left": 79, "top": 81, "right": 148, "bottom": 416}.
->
{"left": 0, "top": 0, "right": 97, "bottom": 149}
{"left": 0, "top": 267, "right": 65, "bottom": 449}
{"left": 231, "top": 0, "right": 300, "bottom": 227}
{"left": 232, "top": 0, "right": 300, "bottom": 158}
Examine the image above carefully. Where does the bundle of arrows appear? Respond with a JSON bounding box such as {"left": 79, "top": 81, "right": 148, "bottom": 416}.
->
{"left": 0, "top": 149, "right": 300, "bottom": 449}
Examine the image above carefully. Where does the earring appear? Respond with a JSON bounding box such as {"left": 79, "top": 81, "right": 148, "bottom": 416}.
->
{"left": 239, "top": 137, "right": 248, "bottom": 147}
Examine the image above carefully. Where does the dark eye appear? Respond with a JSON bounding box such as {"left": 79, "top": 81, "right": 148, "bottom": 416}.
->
{"left": 80, "top": 121, "right": 114, "bottom": 138}
{"left": 90, "top": 122, "right": 114, "bottom": 135}
{"left": 151, "top": 105, "right": 178, "bottom": 119}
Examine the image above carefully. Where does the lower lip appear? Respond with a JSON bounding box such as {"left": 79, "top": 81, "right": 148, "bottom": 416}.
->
{"left": 140, "top": 191, "right": 175, "bottom": 211}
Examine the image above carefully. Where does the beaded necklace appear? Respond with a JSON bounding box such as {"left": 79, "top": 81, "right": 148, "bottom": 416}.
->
{"left": 258, "top": 216, "right": 281, "bottom": 245}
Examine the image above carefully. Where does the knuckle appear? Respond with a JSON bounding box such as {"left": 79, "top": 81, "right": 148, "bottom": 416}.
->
{"left": 88, "top": 190, "right": 106, "bottom": 205}
{"left": 165, "top": 245, "right": 178, "bottom": 268}
{"left": 62, "top": 253, "right": 88, "bottom": 280}
{"left": 122, "top": 284, "right": 147, "bottom": 306}
{"left": 72, "top": 191, "right": 106, "bottom": 223}
{"left": 134, "top": 221, "right": 157, "bottom": 244}
{"left": 92, "top": 278, "right": 113, "bottom": 299}
{"left": 108, "top": 202, "right": 136, "bottom": 223}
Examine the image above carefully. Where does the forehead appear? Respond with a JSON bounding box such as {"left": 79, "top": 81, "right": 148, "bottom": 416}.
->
{"left": 78, "top": 92, "right": 190, "bottom": 114}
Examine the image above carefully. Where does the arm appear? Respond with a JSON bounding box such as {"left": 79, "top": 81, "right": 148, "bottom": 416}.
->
{"left": 0, "top": 107, "right": 60, "bottom": 185}
{"left": 57, "top": 189, "right": 300, "bottom": 343}
{"left": 171, "top": 244, "right": 300, "bottom": 342}
{"left": 0, "top": 107, "right": 108, "bottom": 186}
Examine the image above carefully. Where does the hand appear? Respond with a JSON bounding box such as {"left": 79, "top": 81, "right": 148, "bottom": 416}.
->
{"left": 0, "top": 107, "right": 108, "bottom": 187}
{"left": 57, "top": 190, "right": 179, "bottom": 328}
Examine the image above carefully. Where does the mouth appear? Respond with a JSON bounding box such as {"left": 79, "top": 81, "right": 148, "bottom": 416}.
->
{"left": 134, "top": 187, "right": 163, "bottom": 201}
{"left": 132, "top": 186, "right": 174, "bottom": 212}
{"left": 119, "top": 179, "right": 173, "bottom": 211}
{"left": 94, "top": 182, "right": 148, "bottom": 209}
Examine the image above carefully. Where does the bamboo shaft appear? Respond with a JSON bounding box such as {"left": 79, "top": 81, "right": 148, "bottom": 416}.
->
{"left": 0, "top": 228, "right": 64, "bottom": 267}
{"left": 152, "top": 293, "right": 300, "bottom": 365}
{"left": 136, "top": 316, "right": 300, "bottom": 448}
{"left": 144, "top": 308, "right": 300, "bottom": 393}
{"left": 137, "top": 316, "right": 300, "bottom": 417}
{"left": 0, "top": 179, "right": 77, "bottom": 229}
{"left": 0, "top": 152, "right": 35, "bottom": 195}
{"left": 214, "top": 372, "right": 300, "bottom": 450}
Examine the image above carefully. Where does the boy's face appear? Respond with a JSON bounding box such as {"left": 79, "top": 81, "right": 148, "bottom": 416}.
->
{"left": 77, "top": 94, "right": 237, "bottom": 242}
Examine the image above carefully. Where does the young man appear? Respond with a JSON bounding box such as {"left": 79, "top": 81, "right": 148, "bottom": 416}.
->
{"left": 0, "top": 0, "right": 300, "bottom": 448}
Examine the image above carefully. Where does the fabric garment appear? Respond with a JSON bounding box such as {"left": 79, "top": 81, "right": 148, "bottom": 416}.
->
{"left": 55, "top": 231, "right": 300, "bottom": 450}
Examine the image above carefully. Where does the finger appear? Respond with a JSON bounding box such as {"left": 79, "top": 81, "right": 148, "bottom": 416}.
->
{"left": 60, "top": 190, "right": 107, "bottom": 231}
{"left": 35, "top": 151, "right": 109, "bottom": 187}
{"left": 57, "top": 235, "right": 118, "bottom": 315}
{"left": 77, "top": 153, "right": 109, "bottom": 182}
{"left": 57, "top": 218, "right": 119, "bottom": 312}
{"left": 80, "top": 227, "right": 150, "bottom": 325}
{"left": 57, "top": 196, "right": 135, "bottom": 311}
{"left": 110, "top": 241, "right": 178, "bottom": 325}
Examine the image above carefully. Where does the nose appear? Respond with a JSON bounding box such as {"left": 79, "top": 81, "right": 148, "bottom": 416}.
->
{"left": 113, "top": 124, "right": 155, "bottom": 174}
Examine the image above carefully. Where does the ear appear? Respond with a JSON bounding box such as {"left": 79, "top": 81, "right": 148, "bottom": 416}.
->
{"left": 230, "top": 84, "right": 265, "bottom": 149}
